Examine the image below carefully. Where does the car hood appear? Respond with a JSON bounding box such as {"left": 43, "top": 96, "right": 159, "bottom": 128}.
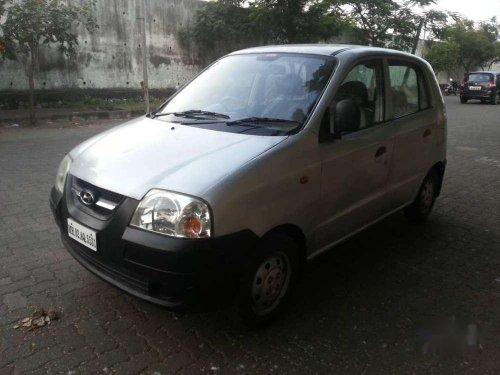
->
{"left": 69, "top": 117, "right": 287, "bottom": 200}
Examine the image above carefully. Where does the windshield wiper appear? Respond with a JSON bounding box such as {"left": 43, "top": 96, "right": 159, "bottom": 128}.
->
{"left": 226, "top": 117, "right": 302, "bottom": 126}
{"left": 150, "top": 110, "right": 230, "bottom": 119}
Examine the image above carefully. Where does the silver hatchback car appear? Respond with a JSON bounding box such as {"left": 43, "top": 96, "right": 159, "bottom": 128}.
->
{"left": 51, "top": 45, "right": 447, "bottom": 326}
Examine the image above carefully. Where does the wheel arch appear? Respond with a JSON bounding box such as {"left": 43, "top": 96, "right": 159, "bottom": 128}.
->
{"left": 263, "top": 224, "right": 307, "bottom": 269}
{"left": 430, "top": 161, "right": 446, "bottom": 196}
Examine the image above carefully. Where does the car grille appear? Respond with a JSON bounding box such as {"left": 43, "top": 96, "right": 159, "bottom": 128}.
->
{"left": 64, "top": 235, "right": 150, "bottom": 294}
{"left": 70, "top": 176, "right": 125, "bottom": 220}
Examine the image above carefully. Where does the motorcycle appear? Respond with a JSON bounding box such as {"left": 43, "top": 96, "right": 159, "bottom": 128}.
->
{"left": 444, "top": 82, "right": 459, "bottom": 96}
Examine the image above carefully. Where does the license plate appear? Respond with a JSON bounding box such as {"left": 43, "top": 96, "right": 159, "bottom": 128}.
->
{"left": 469, "top": 86, "right": 482, "bottom": 91}
{"left": 67, "top": 218, "right": 97, "bottom": 251}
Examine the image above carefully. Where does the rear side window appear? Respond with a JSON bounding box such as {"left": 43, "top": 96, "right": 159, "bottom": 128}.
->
{"left": 466, "top": 73, "right": 493, "bottom": 82}
{"left": 388, "top": 61, "right": 430, "bottom": 118}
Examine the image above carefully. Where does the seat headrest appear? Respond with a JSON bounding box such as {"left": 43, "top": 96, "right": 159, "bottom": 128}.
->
{"left": 336, "top": 81, "right": 369, "bottom": 105}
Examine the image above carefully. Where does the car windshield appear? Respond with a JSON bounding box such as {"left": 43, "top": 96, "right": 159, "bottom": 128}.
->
{"left": 157, "top": 53, "right": 336, "bottom": 135}
{"left": 466, "top": 73, "right": 493, "bottom": 82}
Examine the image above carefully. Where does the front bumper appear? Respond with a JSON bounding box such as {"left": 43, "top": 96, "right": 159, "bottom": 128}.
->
{"left": 50, "top": 181, "right": 258, "bottom": 311}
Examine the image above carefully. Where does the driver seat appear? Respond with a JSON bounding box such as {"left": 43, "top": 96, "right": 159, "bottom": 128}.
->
{"left": 335, "top": 81, "right": 373, "bottom": 129}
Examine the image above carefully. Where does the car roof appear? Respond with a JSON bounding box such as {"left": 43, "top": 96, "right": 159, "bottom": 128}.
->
{"left": 229, "top": 44, "right": 418, "bottom": 58}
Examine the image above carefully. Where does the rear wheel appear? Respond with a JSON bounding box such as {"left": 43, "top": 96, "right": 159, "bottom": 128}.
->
{"left": 237, "top": 233, "right": 299, "bottom": 328}
{"left": 460, "top": 97, "right": 468, "bottom": 104}
{"left": 404, "top": 170, "right": 440, "bottom": 223}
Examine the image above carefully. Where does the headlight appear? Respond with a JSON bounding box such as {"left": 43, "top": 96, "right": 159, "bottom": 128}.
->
{"left": 130, "top": 190, "right": 212, "bottom": 238}
{"left": 55, "top": 154, "right": 72, "bottom": 193}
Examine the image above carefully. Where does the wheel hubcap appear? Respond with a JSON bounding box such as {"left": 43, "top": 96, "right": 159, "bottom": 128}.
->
{"left": 420, "top": 180, "right": 435, "bottom": 213}
{"left": 251, "top": 252, "right": 291, "bottom": 315}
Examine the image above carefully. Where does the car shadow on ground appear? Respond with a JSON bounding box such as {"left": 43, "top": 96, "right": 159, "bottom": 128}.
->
{"left": 140, "top": 206, "right": 487, "bottom": 338}
{"left": 157, "top": 207, "right": 491, "bottom": 370}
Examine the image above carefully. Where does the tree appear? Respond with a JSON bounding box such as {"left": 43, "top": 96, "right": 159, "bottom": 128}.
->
{"left": 409, "top": 9, "right": 450, "bottom": 54}
{"left": 180, "top": 0, "right": 350, "bottom": 60}
{"left": 442, "top": 18, "right": 500, "bottom": 73}
{"left": 250, "top": 0, "right": 348, "bottom": 44}
{"left": 424, "top": 41, "right": 459, "bottom": 74}
{"left": 0, "top": 0, "right": 97, "bottom": 126}
{"left": 179, "top": 1, "right": 257, "bottom": 61}
{"left": 478, "top": 17, "right": 500, "bottom": 69}
{"left": 342, "top": 0, "right": 449, "bottom": 52}
{"left": 0, "top": 1, "right": 7, "bottom": 55}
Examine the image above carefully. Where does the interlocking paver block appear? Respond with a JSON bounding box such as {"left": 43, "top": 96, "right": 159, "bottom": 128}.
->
{"left": 0, "top": 103, "right": 499, "bottom": 373}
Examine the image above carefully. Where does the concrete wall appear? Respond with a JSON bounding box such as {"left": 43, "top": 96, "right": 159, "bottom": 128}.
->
{"left": 0, "top": 0, "right": 203, "bottom": 92}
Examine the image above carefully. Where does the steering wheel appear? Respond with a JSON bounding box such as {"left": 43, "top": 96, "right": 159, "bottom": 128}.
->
{"left": 220, "top": 96, "right": 247, "bottom": 112}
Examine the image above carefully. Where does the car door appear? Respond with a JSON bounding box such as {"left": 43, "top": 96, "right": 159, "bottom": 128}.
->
{"left": 385, "top": 59, "right": 435, "bottom": 207}
{"left": 316, "top": 58, "right": 395, "bottom": 250}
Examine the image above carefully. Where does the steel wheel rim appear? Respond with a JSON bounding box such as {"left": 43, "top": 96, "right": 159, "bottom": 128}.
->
{"left": 420, "top": 180, "right": 435, "bottom": 213}
{"left": 251, "top": 252, "right": 291, "bottom": 316}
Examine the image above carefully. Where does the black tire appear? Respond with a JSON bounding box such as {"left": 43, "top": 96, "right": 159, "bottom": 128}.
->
{"left": 237, "top": 232, "right": 299, "bottom": 328}
{"left": 491, "top": 94, "right": 498, "bottom": 105}
{"left": 460, "top": 97, "right": 467, "bottom": 104}
{"left": 404, "top": 170, "right": 440, "bottom": 223}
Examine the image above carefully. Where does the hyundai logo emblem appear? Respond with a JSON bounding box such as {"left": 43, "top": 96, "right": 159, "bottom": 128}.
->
{"left": 79, "top": 190, "right": 95, "bottom": 206}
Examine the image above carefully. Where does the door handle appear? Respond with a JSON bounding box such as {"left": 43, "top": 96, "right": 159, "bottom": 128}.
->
{"left": 375, "top": 146, "right": 387, "bottom": 159}
{"left": 423, "top": 129, "right": 432, "bottom": 138}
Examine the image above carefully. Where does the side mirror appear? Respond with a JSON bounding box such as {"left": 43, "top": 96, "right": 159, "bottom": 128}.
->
{"left": 332, "top": 99, "right": 361, "bottom": 136}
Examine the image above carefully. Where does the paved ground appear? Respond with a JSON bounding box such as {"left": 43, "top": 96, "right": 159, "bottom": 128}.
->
{"left": 1, "top": 97, "right": 500, "bottom": 374}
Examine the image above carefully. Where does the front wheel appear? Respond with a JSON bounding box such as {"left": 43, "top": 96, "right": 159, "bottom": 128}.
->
{"left": 237, "top": 233, "right": 299, "bottom": 328}
{"left": 491, "top": 94, "right": 498, "bottom": 105}
{"left": 404, "top": 170, "right": 440, "bottom": 223}
{"left": 460, "top": 97, "right": 468, "bottom": 104}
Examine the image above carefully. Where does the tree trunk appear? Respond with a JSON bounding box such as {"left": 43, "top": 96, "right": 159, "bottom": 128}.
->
{"left": 28, "top": 46, "right": 37, "bottom": 126}
{"left": 411, "top": 18, "right": 425, "bottom": 55}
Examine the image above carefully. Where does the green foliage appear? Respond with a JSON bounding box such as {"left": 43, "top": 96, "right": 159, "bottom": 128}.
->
{"left": 442, "top": 18, "right": 500, "bottom": 72}
{"left": 344, "top": 0, "right": 449, "bottom": 52}
{"left": 250, "top": 0, "right": 348, "bottom": 44}
{"left": 181, "top": 0, "right": 451, "bottom": 57}
{"left": 0, "top": 0, "right": 7, "bottom": 55}
{"left": 182, "top": 2, "right": 255, "bottom": 50}
{"left": 345, "top": 0, "right": 408, "bottom": 47}
{"left": 1, "top": 0, "right": 98, "bottom": 60}
{"left": 479, "top": 17, "right": 500, "bottom": 42}
{"left": 0, "top": 0, "right": 98, "bottom": 125}
{"left": 424, "top": 41, "right": 459, "bottom": 74}
{"left": 180, "top": 0, "right": 350, "bottom": 59}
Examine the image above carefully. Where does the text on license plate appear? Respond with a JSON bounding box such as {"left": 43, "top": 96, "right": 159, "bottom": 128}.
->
{"left": 469, "top": 86, "right": 482, "bottom": 90}
{"left": 67, "top": 218, "right": 97, "bottom": 251}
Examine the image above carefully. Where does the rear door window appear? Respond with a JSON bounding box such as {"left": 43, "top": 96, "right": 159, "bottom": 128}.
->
{"left": 388, "top": 61, "right": 429, "bottom": 118}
